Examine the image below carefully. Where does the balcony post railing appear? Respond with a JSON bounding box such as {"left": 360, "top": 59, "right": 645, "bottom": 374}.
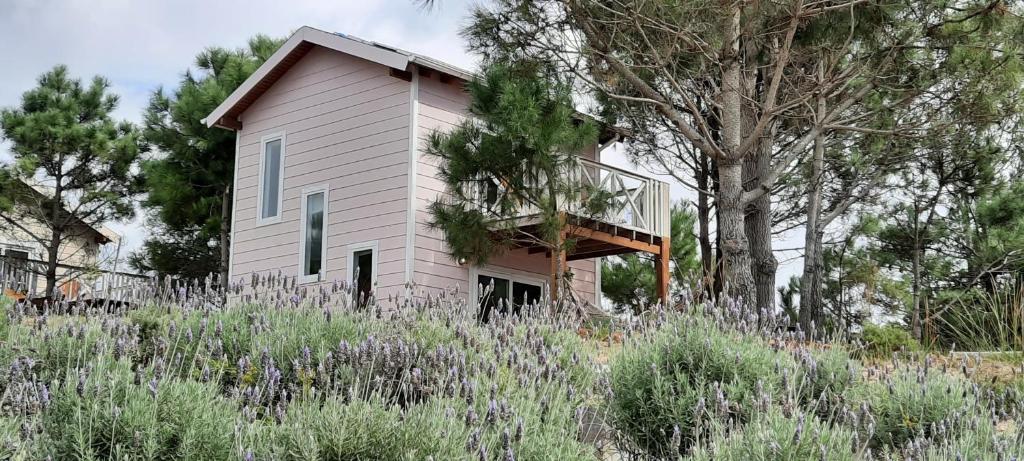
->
{"left": 460, "top": 157, "right": 671, "bottom": 238}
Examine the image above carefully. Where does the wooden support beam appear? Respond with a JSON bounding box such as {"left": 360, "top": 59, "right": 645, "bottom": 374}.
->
{"left": 550, "top": 227, "right": 567, "bottom": 301}
{"left": 389, "top": 68, "right": 413, "bottom": 81}
{"left": 655, "top": 237, "right": 670, "bottom": 305}
{"left": 566, "top": 227, "right": 661, "bottom": 254}
{"left": 215, "top": 116, "right": 242, "bottom": 131}
{"left": 568, "top": 247, "right": 640, "bottom": 261}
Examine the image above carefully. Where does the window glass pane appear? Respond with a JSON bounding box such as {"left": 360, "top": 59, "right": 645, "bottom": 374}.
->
{"left": 302, "top": 192, "right": 324, "bottom": 277}
{"left": 512, "top": 281, "right": 542, "bottom": 315}
{"left": 477, "top": 275, "right": 510, "bottom": 322}
{"left": 354, "top": 249, "right": 374, "bottom": 306}
{"left": 261, "top": 139, "right": 282, "bottom": 219}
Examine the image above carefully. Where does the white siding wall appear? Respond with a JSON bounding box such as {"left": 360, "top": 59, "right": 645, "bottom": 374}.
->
{"left": 231, "top": 46, "right": 411, "bottom": 297}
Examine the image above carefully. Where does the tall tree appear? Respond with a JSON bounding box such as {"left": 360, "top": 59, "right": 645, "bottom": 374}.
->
{"left": 0, "top": 65, "right": 143, "bottom": 298}
{"left": 426, "top": 62, "right": 599, "bottom": 304}
{"left": 601, "top": 202, "right": 700, "bottom": 313}
{"left": 134, "top": 35, "right": 282, "bottom": 283}
{"left": 462, "top": 0, "right": 1021, "bottom": 323}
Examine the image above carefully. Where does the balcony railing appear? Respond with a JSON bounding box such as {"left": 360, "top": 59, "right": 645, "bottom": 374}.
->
{"left": 0, "top": 255, "right": 149, "bottom": 303}
{"left": 467, "top": 157, "right": 671, "bottom": 238}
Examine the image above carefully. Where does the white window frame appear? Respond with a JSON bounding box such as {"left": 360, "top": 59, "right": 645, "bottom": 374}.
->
{"left": 0, "top": 241, "right": 40, "bottom": 259}
{"left": 468, "top": 266, "right": 546, "bottom": 309}
{"left": 256, "top": 131, "right": 286, "bottom": 226}
{"left": 347, "top": 240, "right": 379, "bottom": 293}
{"left": 297, "top": 184, "right": 329, "bottom": 284}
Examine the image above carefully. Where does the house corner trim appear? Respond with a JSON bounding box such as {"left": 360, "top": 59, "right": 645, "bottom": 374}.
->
{"left": 404, "top": 68, "right": 420, "bottom": 285}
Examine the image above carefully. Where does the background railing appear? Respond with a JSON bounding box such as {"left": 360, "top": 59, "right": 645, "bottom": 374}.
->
{"left": 0, "top": 255, "right": 149, "bottom": 302}
{"left": 465, "top": 157, "right": 671, "bottom": 238}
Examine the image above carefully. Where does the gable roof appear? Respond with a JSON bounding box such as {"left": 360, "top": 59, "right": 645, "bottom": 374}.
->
{"left": 203, "top": 26, "right": 474, "bottom": 130}
{"left": 204, "top": 26, "right": 625, "bottom": 144}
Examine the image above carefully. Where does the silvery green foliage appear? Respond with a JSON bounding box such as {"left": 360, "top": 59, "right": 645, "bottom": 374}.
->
{"left": 606, "top": 299, "right": 1023, "bottom": 460}
{"left": 0, "top": 274, "right": 1021, "bottom": 460}
{"left": 689, "top": 408, "right": 858, "bottom": 461}
{"left": 0, "top": 273, "right": 598, "bottom": 460}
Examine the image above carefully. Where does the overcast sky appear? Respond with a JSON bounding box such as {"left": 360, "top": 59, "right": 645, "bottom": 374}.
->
{"left": 0, "top": 0, "right": 802, "bottom": 284}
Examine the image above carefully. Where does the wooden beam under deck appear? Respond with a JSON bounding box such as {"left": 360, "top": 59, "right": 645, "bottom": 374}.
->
{"left": 566, "top": 226, "right": 662, "bottom": 254}
{"left": 496, "top": 217, "right": 671, "bottom": 304}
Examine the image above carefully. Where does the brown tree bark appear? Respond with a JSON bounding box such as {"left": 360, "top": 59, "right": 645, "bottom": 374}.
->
{"left": 745, "top": 134, "right": 778, "bottom": 317}
{"left": 718, "top": 158, "right": 756, "bottom": 302}
{"left": 716, "top": 7, "right": 755, "bottom": 304}
{"left": 695, "top": 151, "right": 715, "bottom": 296}
{"left": 44, "top": 173, "right": 64, "bottom": 300}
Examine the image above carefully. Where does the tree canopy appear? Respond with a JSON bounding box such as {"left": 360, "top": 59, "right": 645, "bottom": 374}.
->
{"left": 131, "top": 35, "right": 283, "bottom": 282}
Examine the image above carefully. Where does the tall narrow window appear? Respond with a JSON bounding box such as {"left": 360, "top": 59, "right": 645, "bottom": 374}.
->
{"left": 259, "top": 134, "right": 285, "bottom": 223}
{"left": 299, "top": 185, "right": 328, "bottom": 283}
{"left": 347, "top": 241, "right": 378, "bottom": 307}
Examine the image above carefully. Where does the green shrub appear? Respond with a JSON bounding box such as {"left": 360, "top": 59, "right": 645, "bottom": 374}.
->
{"left": 849, "top": 367, "right": 974, "bottom": 449}
{"left": 923, "top": 410, "right": 1023, "bottom": 461}
{"left": 860, "top": 323, "right": 920, "bottom": 358}
{"left": 689, "top": 408, "right": 858, "bottom": 461}
{"left": 608, "top": 314, "right": 798, "bottom": 457}
{"left": 797, "top": 347, "right": 859, "bottom": 412}
{"left": 42, "top": 359, "right": 237, "bottom": 460}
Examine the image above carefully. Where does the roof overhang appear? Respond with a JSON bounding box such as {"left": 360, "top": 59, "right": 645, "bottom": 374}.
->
{"left": 203, "top": 26, "right": 474, "bottom": 131}
{"left": 203, "top": 26, "right": 625, "bottom": 145}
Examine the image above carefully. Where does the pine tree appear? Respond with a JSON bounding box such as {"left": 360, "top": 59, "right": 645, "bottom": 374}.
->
{"left": 426, "top": 62, "right": 599, "bottom": 303}
{"left": 0, "top": 65, "right": 143, "bottom": 299}
{"left": 601, "top": 202, "right": 700, "bottom": 313}
{"left": 134, "top": 35, "right": 282, "bottom": 282}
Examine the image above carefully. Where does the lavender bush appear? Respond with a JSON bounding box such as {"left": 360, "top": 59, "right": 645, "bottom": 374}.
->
{"left": 0, "top": 275, "right": 1020, "bottom": 460}
{"left": 0, "top": 275, "right": 598, "bottom": 460}
{"left": 605, "top": 300, "right": 1023, "bottom": 460}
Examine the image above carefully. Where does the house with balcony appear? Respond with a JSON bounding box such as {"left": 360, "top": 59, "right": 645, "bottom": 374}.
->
{"left": 205, "top": 26, "right": 671, "bottom": 311}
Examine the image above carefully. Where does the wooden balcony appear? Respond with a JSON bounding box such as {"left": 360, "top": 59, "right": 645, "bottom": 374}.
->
{"left": 470, "top": 158, "right": 673, "bottom": 302}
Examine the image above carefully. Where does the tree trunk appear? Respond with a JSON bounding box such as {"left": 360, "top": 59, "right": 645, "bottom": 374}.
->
{"left": 44, "top": 174, "right": 64, "bottom": 300}
{"left": 799, "top": 130, "right": 826, "bottom": 336}
{"left": 716, "top": 7, "right": 755, "bottom": 306}
{"left": 712, "top": 157, "right": 725, "bottom": 299}
{"left": 911, "top": 232, "right": 923, "bottom": 340}
{"left": 219, "top": 183, "right": 232, "bottom": 295}
{"left": 44, "top": 232, "right": 60, "bottom": 300}
{"left": 696, "top": 151, "right": 714, "bottom": 296}
{"left": 799, "top": 62, "right": 827, "bottom": 337}
{"left": 718, "top": 159, "right": 756, "bottom": 303}
{"left": 799, "top": 231, "right": 825, "bottom": 337}
{"left": 744, "top": 132, "right": 777, "bottom": 318}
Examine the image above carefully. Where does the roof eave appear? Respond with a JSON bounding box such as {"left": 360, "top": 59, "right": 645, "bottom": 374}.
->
{"left": 205, "top": 26, "right": 413, "bottom": 131}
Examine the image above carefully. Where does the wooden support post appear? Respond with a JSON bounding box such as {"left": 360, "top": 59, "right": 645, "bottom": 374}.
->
{"left": 550, "top": 215, "right": 567, "bottom": 301}
{"left": 655, "top": 237, "right": 671, "bottom": 305}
